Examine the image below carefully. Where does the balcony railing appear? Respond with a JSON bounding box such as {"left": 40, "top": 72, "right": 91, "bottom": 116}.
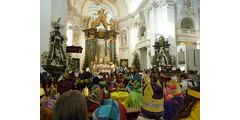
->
{"left": 177, "top": 29, "right": 200, "bottom": 35}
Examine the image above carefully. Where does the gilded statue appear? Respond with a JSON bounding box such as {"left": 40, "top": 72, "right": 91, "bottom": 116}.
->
{"left": 97, "top": 9, "right": 108, "bottom": 30}
{"left": 109, "top": 18, "right": 118, "bottom": 30}
{"left": 99, "top": 55, "right": 103, "bottom": 64}
{"left": 106, "top": 54, "right": 110, "bottom": 63}
{"left": 89, "top": 9, "right": 109, "bottom": 30}
{"left": 95, "top": 56, "right": 98, "bottom": 63}
{"left": 82, "top": 16, "right": 90, "bottom": 29}
{"left": 90, "top": 18, "right": 97, "bottom": 28}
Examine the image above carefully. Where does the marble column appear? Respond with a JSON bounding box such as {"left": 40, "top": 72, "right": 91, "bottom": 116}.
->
{"left": 109, "top": 40, "right": 113, "bottom": 61}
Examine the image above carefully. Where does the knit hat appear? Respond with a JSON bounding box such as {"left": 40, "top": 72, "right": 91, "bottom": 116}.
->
{"left": 41, "top": 87, "right": 45, "bottom": 97}
{"left": 141, "top": 79, "right": 164, "bottom": 119}
{"left": 170, "top": 80, "right": 182, "bottom": 96}
{"left": 93, "top": 99, "right": 120, "bottom": 120}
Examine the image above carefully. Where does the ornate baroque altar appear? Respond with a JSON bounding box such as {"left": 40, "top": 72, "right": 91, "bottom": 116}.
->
{"left": 82, "top": 9, "right": 119, "bottom": 72}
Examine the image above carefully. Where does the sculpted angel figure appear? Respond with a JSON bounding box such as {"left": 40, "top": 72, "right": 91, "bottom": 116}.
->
{"left": 82, "top": 16, "right": 90, "bottom": 29}
{"left": 109, "top": 18, "right": 118, "bottom": 30}
{"left": 53, "top": 17, "right": 61, "bottom": 28}
{"left": 41, "top": 51, "right": 48, "bottom": 65}
{"left": 90, "top": 18, "right": 97, "bottom": 28}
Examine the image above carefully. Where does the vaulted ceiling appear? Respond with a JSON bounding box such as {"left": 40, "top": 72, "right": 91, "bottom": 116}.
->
{"left": 69, "top": 0, "right": 144, "bottom": 19}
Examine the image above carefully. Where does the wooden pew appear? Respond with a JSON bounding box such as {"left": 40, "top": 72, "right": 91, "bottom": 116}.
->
{"left": 126, "top": 108, "right": 141, "bottom": 120}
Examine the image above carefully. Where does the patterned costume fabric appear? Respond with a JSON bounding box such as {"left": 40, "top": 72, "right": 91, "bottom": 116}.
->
{"left": 129, "top": 88, "right": 142, "bottom": 108}
{"left": 93, "top": 99, "right": 120, "bottom": 120}
{"left": 141, "top": 81, "right": 165, "bottom": 119}
{"left": 41, "top": 95, "right": 59, "bottom": 110}
{"left": 111, "top": 91, "right": 130, "bottom": 108}
{"left": 181, "top": 101, "right": 200, "bottom": 120}
{"left": 116, "top": 101, "right": 127, "bottom": 120}
{"left": 40, "top": 107, "right": 53, "bottom": 120}
{"left": 163, "top": 96, "right": 184, "bottom": 120}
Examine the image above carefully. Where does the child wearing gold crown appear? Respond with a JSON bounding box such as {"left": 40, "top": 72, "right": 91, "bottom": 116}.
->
{"left": 174, "top": 84, "right": 200, "bottom": 120}
{"left": 163, "top": 78, "right": 184, "bottom": 120}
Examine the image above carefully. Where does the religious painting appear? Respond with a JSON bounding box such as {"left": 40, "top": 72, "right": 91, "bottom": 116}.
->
{"left": 120, "top": 59, "right": 128, "bottom": 68}
{"left": 72, "top": 58, "right": 80, "bottom": 71}
{"left": 120, "top": 30, "right": 127, "bottom": 48}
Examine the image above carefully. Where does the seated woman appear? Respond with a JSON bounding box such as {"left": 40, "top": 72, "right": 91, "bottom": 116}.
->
{"left": 53, "top": 90, "right": 88, "bottom": 120}
{"left": 174, "top": 85, "right": 200, "bottom": 120}
{"left": 111, "top": 83, "right": 130, "bottom": 108}
{"left": 128, "top": 79, "right": 142, "bottom": 108}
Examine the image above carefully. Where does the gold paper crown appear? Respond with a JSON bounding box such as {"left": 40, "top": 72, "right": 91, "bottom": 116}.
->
{"left": 40, "top": 88, "right": 45, "bottom": 97}
{"left": 117, "top": 83, "right": 125, "bottom": 91}
{"left": 142, "top": 80, "right": 164, "bottom": 113}
{"left": 187, "top": 88, "right": 200, "bottom": 99}
{"left": 83, "top": 87, "right": 90, "bottom": 96}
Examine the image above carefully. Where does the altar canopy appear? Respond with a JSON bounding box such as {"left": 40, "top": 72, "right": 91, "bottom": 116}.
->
{"left": 82, "top": 9, "right": 119, "bottom": 72}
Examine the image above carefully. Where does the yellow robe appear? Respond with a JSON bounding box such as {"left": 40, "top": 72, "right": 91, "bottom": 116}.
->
{"left": 111, "top": 91, "right": 130, "bottom": 108}
{"left": 181, "top": 101, "right": 200, "bottom": 120}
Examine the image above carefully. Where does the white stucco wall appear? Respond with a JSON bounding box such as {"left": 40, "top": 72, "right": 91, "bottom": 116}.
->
{"left": 40, "top": 0, "right": 52, "bottom": 72}
{"left": 40, "top": 0, "right": 68, "bottom": 72}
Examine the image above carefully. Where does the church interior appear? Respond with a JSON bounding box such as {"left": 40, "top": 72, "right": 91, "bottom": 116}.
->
{"left": 40, "top": 0, "right": 200, "bottom": 120}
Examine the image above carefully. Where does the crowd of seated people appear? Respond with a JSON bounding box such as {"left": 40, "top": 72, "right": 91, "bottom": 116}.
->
{"left": 40, "top": 67, "right": 200, "bottom": 120}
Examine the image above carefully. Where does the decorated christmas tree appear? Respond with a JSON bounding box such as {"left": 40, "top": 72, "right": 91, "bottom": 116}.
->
{"left": 66, "top": 56, "right": 73, "bottom": 71}
{"left": 82, "top": 52, "right": 90, "bottom": 71}
{"left": 132, "top": 53, "right": 141, "bottom": 71}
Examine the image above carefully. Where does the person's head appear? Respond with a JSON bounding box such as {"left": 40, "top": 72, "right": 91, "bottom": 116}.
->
{"left": 180, "top": 73, "right": 188, "bottom": 79}
{"left": 53, "top": 90, "right": 88, "bottom": 120}
{"left": 174, "top": 85, "right": 200, "bottom": 120}
{"left": 40, "top": 88, "right": 46, "bottom": 105}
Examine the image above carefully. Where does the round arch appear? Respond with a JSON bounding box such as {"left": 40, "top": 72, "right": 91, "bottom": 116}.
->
{"left": 80, "top": 1, "right": 118, "bottom": 18}
{"left": 181, "top": 17, "right": 194, "bottom": 29}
